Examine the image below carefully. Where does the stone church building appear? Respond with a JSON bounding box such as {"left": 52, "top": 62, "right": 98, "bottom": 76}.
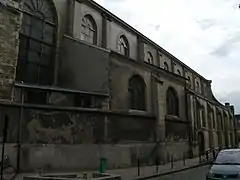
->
{"left": 0, "top": 0, "right": 238, "bottom": 171}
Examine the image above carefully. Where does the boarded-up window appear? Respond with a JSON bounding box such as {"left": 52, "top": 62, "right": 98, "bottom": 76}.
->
{"left": 128, "top": 75, "right": 146, "bottom": 110}
{"left": 166, "top": 87, "right": 179, "bottom": 116}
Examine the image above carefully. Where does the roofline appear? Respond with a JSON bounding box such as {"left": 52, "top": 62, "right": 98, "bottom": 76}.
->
{"left": 78, "top": 0, "right": 210, "bottom": 82}
{"left": 186, "top": 88, "right": 231, "bottom": 112}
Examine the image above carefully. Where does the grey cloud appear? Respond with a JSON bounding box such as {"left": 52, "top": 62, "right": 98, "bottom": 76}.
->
{"left": 155, "top": 25, "right": 160, "bottom": 30}
{"left": 211, "top": 33, "right": 240, "bottom": 57}
{"left": 196, "top": 19, "right": 216, "bottom": 30}
{"left": 211, "top": 43, "right": 231, "bottom": 57}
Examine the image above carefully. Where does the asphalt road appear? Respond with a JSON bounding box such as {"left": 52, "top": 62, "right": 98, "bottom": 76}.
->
{"left": 152, "top": 165, "right": 210, "bottom": 180}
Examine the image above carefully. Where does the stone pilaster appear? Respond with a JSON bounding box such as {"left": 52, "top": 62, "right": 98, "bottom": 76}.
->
{"left": 171, "top": 60, "right": 175, "bottom": 73}
{"left": 137, "top": 35, "right": 144, "bottom": 62}
{"left": 154, "top": 79, "right": 168, "bottom": 162}
{"left": 66, "top": 0, "right": 75, "bottom": 36}
{"left": 156, "top": 51, "right": 161, "bottom": 67}
{"left": 101, "top": 13, "right": 107, "bottom": 48}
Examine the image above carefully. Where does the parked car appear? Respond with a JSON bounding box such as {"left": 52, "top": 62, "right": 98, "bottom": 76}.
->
{"left": 206, "top": 149, "right": 240, "bottom": 180}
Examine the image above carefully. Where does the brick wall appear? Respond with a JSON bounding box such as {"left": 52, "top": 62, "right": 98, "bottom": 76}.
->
{"left": 0, "top": 1, "right": 20, "bottom": 100}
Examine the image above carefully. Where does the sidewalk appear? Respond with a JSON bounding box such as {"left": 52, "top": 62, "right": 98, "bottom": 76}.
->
{"left": 101, "top": 157, "right": 209, "bottom": 180}
{"left": 14, "top": 157, "right": 210, "bottom": 180}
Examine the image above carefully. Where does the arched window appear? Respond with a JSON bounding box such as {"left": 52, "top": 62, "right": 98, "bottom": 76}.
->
{"left": 166, "top": 87, "right": 179, "bottom": 116}
{"left": 118, "top": 35, "right": 129, "bottom": 56}
{"left": 217, "top": 112, "right": 223, "bottom": 130}
{"left": 208, "top": 106, "right": 215, "bottom": 129}
{"left": 202, "top": 109, "right": 206, "bottom": 127}
{"left": 196, "top": 81, "right": 200, "bottom": 93}
{"left": 164, "top": 62, "right": 169, "bottom": 71}
{"left": 128, "top": 75, "right": 146, "bottom": 110}
{"left": 80, "top": 15, "right": 97, "bottom": 45}
{"left": 196, "top": 101, "right": 201, "bottom": 128}
{"left": 187, "top": 76, "right": 191, "bottom": 88}
{"left": 223, "top": 113, "right": 228, "bottom": 130}
{"left": 229, "top": 115, "right": 234, "bottom": 130}
{"left": 147, "top": 52, "right": 153, "bottom": 64}
{"left": 177, "top": 69, "right": 181, "bottom": 76}
{"left": 16, "top": 0, "right": 57, "bottom": 85}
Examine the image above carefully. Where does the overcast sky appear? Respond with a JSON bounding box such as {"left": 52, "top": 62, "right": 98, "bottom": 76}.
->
{"left": 94, "top": 0, "right": 240, "bottom": 114}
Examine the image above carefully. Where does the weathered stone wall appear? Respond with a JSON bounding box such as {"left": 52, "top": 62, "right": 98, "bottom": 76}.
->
{"left": 0, "top": 105, "right": 155, "bottom": 144}
{"left": 191, "top": 144, "right": 199, "bottom": 157}
{"left": 203, "top": 130, "right": 210, "bottom": 150}
{"left": 109, "top": 54, "right": 153, "bottom": 113}
{"left": 165, "top": 120, "right": 189, "bottom": 142}
{"left": 0, "top": 1, "right": 20, "bottom": 100}
{"left": 0, "top": 143, "right": 18, "bottom": 168}
{"left": 165, "top": 141, "right": 190, "bottom": 161}
{"left": 0, "top": 143, "right": 157, "bottom": 172}
{"left": 0, "top": 103, "right": 157, "bottom": 172}
{"left": 26, "top": 143, "right": 156, "bottom": 172}
{"left": 0, "top": 105, "right": 20, "bottom": 142}
{"left": 152, "top": 71, "right": 188, "bottom": 161}
{"left": 187, "top": 86, "right": 237, "bottom": 154}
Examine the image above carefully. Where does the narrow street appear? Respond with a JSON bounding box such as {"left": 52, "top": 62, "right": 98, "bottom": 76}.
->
{"left": 152, "top": 165, "right": 210, "bottom": 180}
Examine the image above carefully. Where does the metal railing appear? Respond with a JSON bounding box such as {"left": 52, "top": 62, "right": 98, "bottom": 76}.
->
{"left": 135, "top": 145, "right": 240, "bottom": 176}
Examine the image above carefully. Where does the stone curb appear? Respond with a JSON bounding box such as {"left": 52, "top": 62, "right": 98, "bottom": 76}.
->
{"left": 133, "top": 161, "right": 211, "bottom": 180}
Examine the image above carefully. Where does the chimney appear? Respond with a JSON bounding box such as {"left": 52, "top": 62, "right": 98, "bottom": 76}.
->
{"left": 225, "top": 103, "right": 230, "bottom": 106}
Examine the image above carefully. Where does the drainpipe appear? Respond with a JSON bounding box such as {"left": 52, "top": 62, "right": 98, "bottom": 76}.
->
{"left": 185, "top": 88, "right": 193, "bottom": 157}
{"left": 16, "top": 89, "right": 24, "bottom": 172}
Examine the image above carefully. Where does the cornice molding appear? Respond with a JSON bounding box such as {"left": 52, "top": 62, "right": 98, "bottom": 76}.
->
{"left": 186, "top": 88, "right": 230, "bottom": 112}
{"left": 110, "top": 51, "right": 186, "bottom": 86}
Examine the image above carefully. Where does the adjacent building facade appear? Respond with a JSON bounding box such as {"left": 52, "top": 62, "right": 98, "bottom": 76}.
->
{"left": 235, "top": 114, "right": 240, "bottom": 144}
{"left": 0, "top": 0, "right": 238, "bottom": 171}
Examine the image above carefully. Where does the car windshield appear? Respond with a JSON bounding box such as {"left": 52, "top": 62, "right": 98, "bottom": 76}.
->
{"left": 214, "top": 150, "right": 240, "bottom": 165}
